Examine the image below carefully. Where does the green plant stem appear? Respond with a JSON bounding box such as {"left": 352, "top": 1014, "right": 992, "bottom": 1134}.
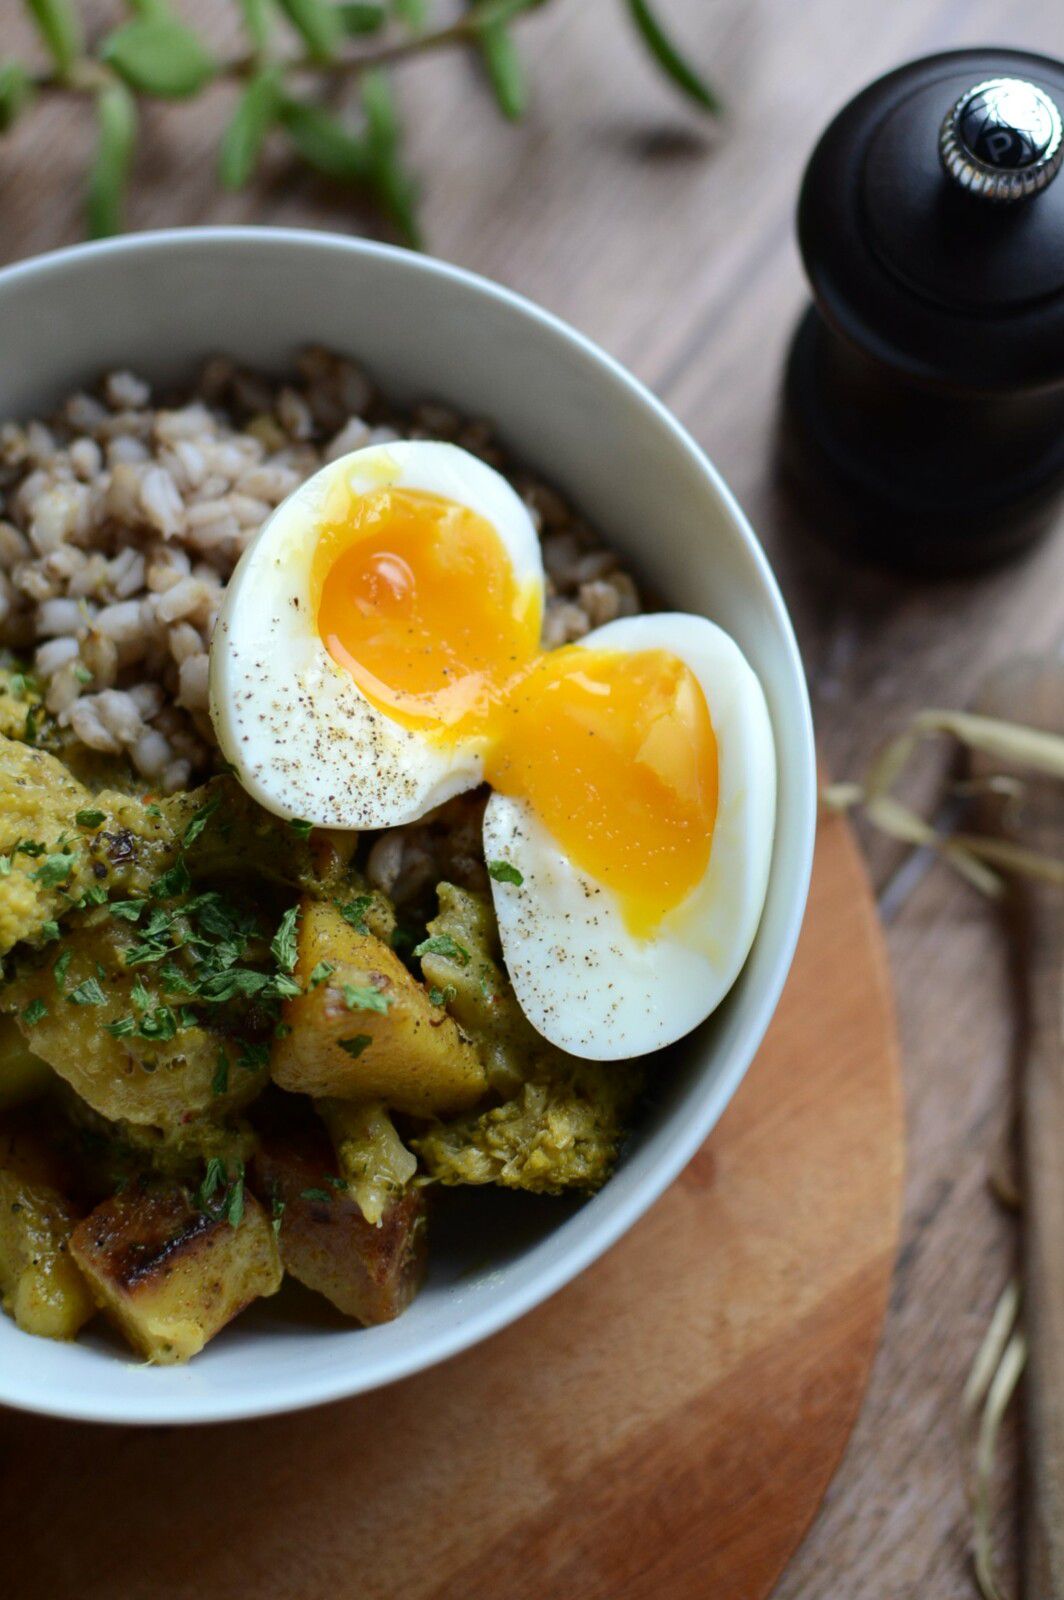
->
{"left": 28, "top": 2, "right": 553, "bottom": 95}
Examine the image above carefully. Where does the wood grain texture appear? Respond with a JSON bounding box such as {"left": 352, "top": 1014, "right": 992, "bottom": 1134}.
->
{"left": 0, "top": 0, "right": 1058, "bottom": 1591}
{"left": 975, "top": 661, "right": 1064, "bottom": 1599}
{"left": 0, "top": 812, "right": 902, "bottom": 1600}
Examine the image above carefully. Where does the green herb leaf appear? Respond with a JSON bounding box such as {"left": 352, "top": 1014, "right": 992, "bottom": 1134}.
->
{"left": 428, "top": 982, "right": 457, "bottom": 1007}
{"left": 287, "top": 817, "right": 314, "bottom": 839}
{"left": 391, "top": 0, "right": 426, "bottom": 27}
{"left": 21, "top": 998, "right": 48, "bottom": 1026}
{"left": 26, "top": 0, "right": 83, "bottom": 76}
{"left": 226, "top": 1167, "right": 246, "bottom": 1227}
{"left": 487, "top": 858, "right": 524, "bottom": 886}
{"left": 271, "top": 904, "right": 300, "bottom": 973}
{"left": 53, "top": 949, "right": 72, "bottom": 989}
{"left": 336, "top": 2, "right": 385, "bottom": 33}
{"left": 73, "top": 663, "right": 93, "bottom": 684}
{"left": 237, "top": 1040, "right": 270, "bottom": 1071}
{"left": 78, "top": 885, "right": 108, "bottom": 907}
{"left": 102, "top": 18, "right": 216, "bottom": 99}
{"left": 279, "top": 97, "right": 371, "bottom": 182}
{"left": 150, "top": 856, "right": 191, "bottom": 900}
{"left": 32, "top": 852, "right": 75, "bottom": 887}
{"left": 110, "top": 898, "right": 146, "bottom": 921}
{"left": 182, "top": 793, "right": 221, "bottom": 846}
{"left": 339, "top": 981, "right": 391, "bottom": 1014}
{"left": 23, "top": 704, "right": 38, "bottom": 744}
{"left": 270, "top": 1193, "right": 286, "bottom": 1234}
{"left": 337, "top": 1033, "right": 372, "bottom": 1058}
{"left": 67, "top": 976, "right": 106, "bottom": 1006}
{"left": 300, "top": 1187, "right": 333, "bottom": 1203}
{"left": 308, "top": 960, "right": 334, "bottom": 988}
{"left": 38, "top": 919, "right": 60, "bottom": 943}
{"left": 413, "top": 933, "right": 470, "bottom": 966}
{"left": 623, "top": 0, "right": 721, "bottom": 113}
{"left": 275, "top": 0, "right": 342, "bottom": 62}
{"left": 137, "top": 1005, "right": 178, "bottom": 1040}
{"left": 86, "top": 82, "right": 136, "bottom": 238}
{"left": 211, "top": 1048, "right": 229, "bottom": 1095}
{"left": 219, "top": 71, "right": 281, "bottom": 191}
{"left": 478, "top": 21, "right": 527, "bottom": 120}
{"left": 336, "top": 895, "right": 372, "bottom": 933}
{"left": 75, "top": 808, "right": 107, "bottom": 829}
{"left": 0, "top": 62, "right": 33, "bottom": 133}
{"left": 237, "top": 0, "right": 272, "bottom": 51}
{"left": 196, "top": 1156, "right": 227, "bottom": 1209}
{"left": 105, "top": 1015, "right": 136, "bottom": 1037}
{"left": 16, "top": 840, "right": 46, "bottom": 857}
{"left": 362, "top": 70, "right": 422, "bottom": 248}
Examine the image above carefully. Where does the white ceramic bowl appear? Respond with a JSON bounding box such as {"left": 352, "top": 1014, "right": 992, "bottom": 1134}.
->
{"left": 0, "top": 229, "right": 815, "bottom": 1424}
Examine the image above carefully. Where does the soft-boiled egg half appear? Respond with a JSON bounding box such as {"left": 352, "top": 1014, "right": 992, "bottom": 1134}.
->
{"left": 209, "top": 440, "right": 776, "bottom": 1061}
{"left": 209, "top": 441, "right": 545, "bottom": 828}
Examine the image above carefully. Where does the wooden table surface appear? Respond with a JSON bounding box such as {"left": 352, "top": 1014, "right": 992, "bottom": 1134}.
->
{"left": 3, "top": 0, "right": 1062, "bottom": 1594}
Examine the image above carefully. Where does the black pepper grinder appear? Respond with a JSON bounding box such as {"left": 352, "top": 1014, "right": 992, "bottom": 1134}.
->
{"left": 784, "top": 49, "right": 1064, "bottom": 572}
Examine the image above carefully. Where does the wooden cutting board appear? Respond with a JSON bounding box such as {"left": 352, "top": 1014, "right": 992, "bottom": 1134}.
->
{"left": 0, "top": 809, "right": 903, "bottom": 1600}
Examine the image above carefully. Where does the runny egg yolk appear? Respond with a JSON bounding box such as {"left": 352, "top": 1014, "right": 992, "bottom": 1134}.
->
{"left": 313, "top": 485, "right": 718, "bottom": 937}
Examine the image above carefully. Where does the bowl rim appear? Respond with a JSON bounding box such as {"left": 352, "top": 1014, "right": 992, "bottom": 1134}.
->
{"left": 0, "top": 227, "right": 816, "bottom": 1425}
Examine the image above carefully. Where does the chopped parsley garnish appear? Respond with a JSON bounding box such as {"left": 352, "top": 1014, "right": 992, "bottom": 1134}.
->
{"left": 270, "top": 1194, "right": 286, "bottom": 1235}
{"left": 24, "top": 705, "right": 37, "bottom": 744}
{"left": 21, "top": 998, "right": 48, "bottom": 1026}
{"left": 67, "top": 976, "right": 106, "bottom": 1006}
{"left": 300, "top": 1187, "right": 333, "bottom": 1204}
{"left": 226, "top": 1167, "right": 246, "bottom": 1227}
{"left": 338, "top": 1033, "right": 373, "bottom": 1059}
{"left": 336, "top": 895, "right": 372, "bottom": 934}
{"left": 73, "top": 664, "right": 93, "bottom": 685}
{"left": 193, "top": 1158, "right": 246, "bottom": 1228}
{"left": 110, "top": 899, "right": 147, "bottom": 921}
{"left": 288, "top": 818, "right": 314, "bottom": 839}
{"left": 37, "top": 919, "right": 60, "bottom": 943}
{"left": 195, "top": 1157, "right": 227, "bottom": 1208}
{"left": 340, "top": 982, "right": 391, "bottom": 1015}
{"left": 53, "top": 950, "right": 73, "bottom": 989}
{"left": 488, "top": 859, "right": 524, "bottom": 886}
{"left": 75, "top": 809, "right": 107, "bottom": 829}
{"left": 308, "top": 960, "right": 334, "bottom": 988}
{"left": 149, "top": 857, "right": 191, "bottom": 900}
{"left": 274, "top": 1021, "right": 292, "bottom": 1039}
{"left": 237, "top": 1041, "right": 270, "bottom": 1071}
{"left": 145, "top": 803, "right": 163, "bottom": 820}
{"left": 8, "top": 672, "right": 28, "bottom": 696}
{"left": 104, "top": 1015, "right": 137, "bottom": 1038}
{"left": 137, "top": 1005, "right": 179, "bottom": 1041}
{"left": 16, "top": 840, "right": 46, "bottom": 857}
{"left": 131, "top": 979, "right": 152, "bottom": 1011}
{"left": 182, "top": 794, "right": 221, "bottom": 847}
{"left": 270, "top": 905, "right": 300, "bottom": 974}
{"left": 429, "top": 983, "right": 458, "bottom": 1007}
{"left": 413, "top": 934, "right": 470, "bottom": 966}
{"left": 211, "top": 1049, "right": 229, "bottom": 1096}
{"left": 31, "top": 852, "right": 75, "bottom": 886}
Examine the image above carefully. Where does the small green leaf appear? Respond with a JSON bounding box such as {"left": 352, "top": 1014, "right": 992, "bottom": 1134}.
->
{"left": 182, "top": 793, "right": 221, "bottom": 846}
{"left": 102, "top": 18, "right": 216, "bottom": 99}
{"left": 75, "top": 808, "right": 106, "bottom": 829}
{"left": 428, "top": 983, "right": 457, "bottom": 1007}
{"left": 26, "top": 0, "right": 83, "bottom": 76}
{"left": 478, "top": 22, "right": 527, "bottom": 120}
{"left": 362, "top": 71, "right": 422, "bottom": 248}
{"left": 391, "top": 0, "right": 426, "bottom": 28}
{"left": 288, "top": 817, "right": 314, "bottom": 839}
{"left": 275, "top": 0, "right": 342, "bottom": 62}
{"left": 413, "top": 933, "right": 470, "bottom": 966}
{"left": 31, "top": 852, "right": 75, "bottom": 887}
{"left": 338, "top": 1033, "right": 372, "bottom": 1058}
{"left": 104, "top": 1015, "right": 136, "bottom": 1037}
{"left": 196, "top": 1156, "right": 227, "bottom": 1208}
{"left": 0, "top": 63, "right": 33, "bottom": 133}
{"left": 21, "top": 998, "right": 48, "bottom": 1026}
{"left": 53, "top": 949, "right": 73, "bottom": 989}
{"left": 270, "top": 904, "right": 300, "bottom": 973}
{"left": 488, "top": 858, "right": 524, "bottom": 886}
{"left": 300, "top": 1186, "right": 333, "bottom": 1203}
{"left": 339, "top": 981, "right": 391, "bottom": 1015}
{"left": 67, "top": 976, "right": 107, "bottom": 1006}
{"left": 623, "top": 0, "right": 720, "bottom": 113}
{"left": 308, "top": 960, "right": 334, "bottom": 988}
{"left": 280, "top": 97, "right": 371, "bottom": 181}
{"left": 336, "top": 2, "right": 385, "bottom": 33}
{"left": 86, "top": 82, "right": 136, "bottom": 238}
{"left": 226, "top": 1172, "right": 246, "bottom": 1227}
{"left": 336, "top": 894, "right": 373, "bottom": 933}
{"left": 237, "top": 0, "right": 273, "bottom": 51}
{"left": 211, "top": 1048, "right": 229, "bottom": 1095}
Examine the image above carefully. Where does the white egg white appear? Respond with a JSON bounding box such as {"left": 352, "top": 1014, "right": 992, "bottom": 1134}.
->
{"left": 209, "top": 440, "right": 544, "bottom": 829}
{"left": 483, "top": 613, "right": 777, "bottom": 1060}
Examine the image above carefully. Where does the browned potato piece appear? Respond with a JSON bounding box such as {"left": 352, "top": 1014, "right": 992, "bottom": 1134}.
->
{"left": 70, "top": 1185, "right": 282, "bottom": 1363}
{"left": 271, "top": 899, "right": 486, "bottom": 1116}
{"left": 0, "top": 1115, "right": 94, "bottom": 1340}
{"left": 253, "top": 1126, "right": 427, "bottom": 1325}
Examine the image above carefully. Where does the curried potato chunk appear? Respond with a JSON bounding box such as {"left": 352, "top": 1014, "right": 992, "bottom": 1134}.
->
{"left": 254, "top": 1125, "right": 427, "bottom": 1325}
{"left": 271, "top": 899, "right": 486, "bottom": 1116}
{"left": 70, "top": 1183, "right": 282, "bottom": 1363}
{"left": 0, "top": 1116, "right": 95, "bottom": 1339}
